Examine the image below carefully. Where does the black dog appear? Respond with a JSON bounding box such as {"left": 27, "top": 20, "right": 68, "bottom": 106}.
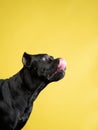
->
{"left": 0, "top": 52, "right": 66, "bottom": 130}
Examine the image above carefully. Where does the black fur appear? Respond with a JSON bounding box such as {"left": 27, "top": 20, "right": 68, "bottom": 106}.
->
{"left": 0, "top": 53, "right": 66, "bottom": 130}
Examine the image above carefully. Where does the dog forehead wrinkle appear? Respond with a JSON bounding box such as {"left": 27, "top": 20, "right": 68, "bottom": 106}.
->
{"left": 31, "top": 54, "right": 52, "bottom": 64}
{"left": 33, "top": 54, "right": 48, "bottom": 57}
{"left": 31, "top": 54, "right": 48, "bottom": 59}
{"left": 31, "top": 54, "right": 55, "bottom": 62}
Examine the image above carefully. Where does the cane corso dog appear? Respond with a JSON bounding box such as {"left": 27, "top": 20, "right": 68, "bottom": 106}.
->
{"left": 0, "top": 52, "right": 66, "bottom": 130}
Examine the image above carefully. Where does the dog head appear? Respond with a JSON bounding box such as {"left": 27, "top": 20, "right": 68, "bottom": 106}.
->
{"left": 22, "top": 52, "right": 66, "bottom": 82}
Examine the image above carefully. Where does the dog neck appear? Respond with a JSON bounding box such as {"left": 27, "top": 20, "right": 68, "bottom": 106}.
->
{"left": 19, "top": 68, "right": 48, "bottom": 102}
{"left": 20, "top": 68, "right": 48, "bottom": 92}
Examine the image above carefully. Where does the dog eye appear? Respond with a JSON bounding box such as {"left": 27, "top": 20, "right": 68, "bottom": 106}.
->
{"left": 42, "top": 56, "right": 54, "bottom": 63}
{"left": 42, "top": 57, "right": 46, "bottom": 61}
{"left": 42, "top": 57, "right": 49, "bottom": 62}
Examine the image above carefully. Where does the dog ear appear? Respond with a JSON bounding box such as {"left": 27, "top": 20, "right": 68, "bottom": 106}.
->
{"left": 22, "top": 52, "right": 32, "bottom": 67}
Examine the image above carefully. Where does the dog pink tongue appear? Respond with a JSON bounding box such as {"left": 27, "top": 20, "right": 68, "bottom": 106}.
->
{"left": 58, "top": 58, "right": 67, "bottom": 70}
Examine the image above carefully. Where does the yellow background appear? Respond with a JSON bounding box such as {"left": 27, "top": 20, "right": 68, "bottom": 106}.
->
{"left": 0, "top": 0, "right": 98, "bottom": 130}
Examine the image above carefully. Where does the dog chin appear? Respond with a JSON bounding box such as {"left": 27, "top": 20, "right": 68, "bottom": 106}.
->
{"left": 47, "top": 70, "right": 65, "bottom": 82}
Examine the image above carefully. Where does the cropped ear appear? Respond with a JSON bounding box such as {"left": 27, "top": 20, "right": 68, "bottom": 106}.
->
{"left": 22, "top": 52, "right": 32, "bottom": 67}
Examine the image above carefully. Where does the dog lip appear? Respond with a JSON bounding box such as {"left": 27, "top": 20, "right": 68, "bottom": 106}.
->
{"left": 47, "top": 58, "right": 66, "bottom": 81}
{"left": 58, "top": 58, "right": 67, "bottom": 70}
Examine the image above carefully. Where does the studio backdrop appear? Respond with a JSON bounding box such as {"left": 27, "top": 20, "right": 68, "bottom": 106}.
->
{"left": 0, "top": 0, "right": 98, "bottom": 130}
